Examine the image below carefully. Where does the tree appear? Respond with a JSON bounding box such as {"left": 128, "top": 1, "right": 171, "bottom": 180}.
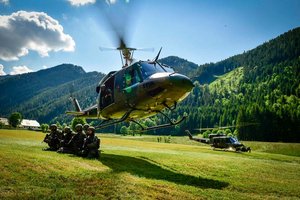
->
{"left": 0, "top": 122, "right": 4, "bottom": 129}
{"left": 71, "top": 118, "right": 87, "bottom": 131}
{"left": 120, "top": 126, "right": 128, "bottom": 135}
{"left": 8, "top": 112, "right": 22, "bottom": 128}
{"left": 41, "top": 124, "right": 49, "bottom": 133}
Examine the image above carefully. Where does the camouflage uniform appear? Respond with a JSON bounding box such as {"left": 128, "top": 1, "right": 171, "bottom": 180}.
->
{"left": 69, "top": 124, "right": 86, "bottom": 155}
{"left": 43, "top": 124, "right": 63, "bottom": 151}
{"left": 80, "top": 126, "right": 100, "bottom": 158}
{"left": 57, "top": 126, "right": 75, "bottom": 154}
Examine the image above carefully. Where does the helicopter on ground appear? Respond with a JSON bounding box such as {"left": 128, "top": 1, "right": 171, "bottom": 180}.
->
{"left": 185, "top": 130, "right": 251, "bottom": 152}
{"left": 66, "top": 45, "right": 194, "bottom": 131}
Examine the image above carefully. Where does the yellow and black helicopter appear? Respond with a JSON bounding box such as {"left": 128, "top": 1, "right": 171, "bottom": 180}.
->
{"left": 67, "top": 42, "right": 194, "bottom": 131}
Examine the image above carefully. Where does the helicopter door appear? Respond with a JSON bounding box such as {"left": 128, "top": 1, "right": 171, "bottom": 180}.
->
{"left": 100, "top": 76, "right": 115, "bottom": 109}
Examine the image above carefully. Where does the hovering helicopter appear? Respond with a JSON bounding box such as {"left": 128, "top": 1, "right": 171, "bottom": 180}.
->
{"left": 67, "top": 43, "right": 194, "bottom": 131}
{"left": 185, "top": 130, "right": 251, "bottom": 152}
{"left": 66, "top": 1, "right": 194, "bottom": 130}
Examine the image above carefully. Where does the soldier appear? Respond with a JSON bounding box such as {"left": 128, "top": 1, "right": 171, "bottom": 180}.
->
{"left": 83, "top": 123, "right": 90, "bottom": 134}
{"left": 43, "top": 124, "right": 63, "bottom": 151}
{"left": 57, "top": 126, "right": 75, "bottom": 154}
{"left": 69, "top": 124, "right": 86, "bottom": 155}
{"left": 80, "top": 126, "right": 100, "bottom": 158}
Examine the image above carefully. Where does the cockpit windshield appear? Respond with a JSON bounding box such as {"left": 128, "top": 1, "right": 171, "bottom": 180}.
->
{"left": 229, "top": 137, "right": 238, "bottom": 144}
{"left": 137, "top": 62, "right": 174, "bottom": 79}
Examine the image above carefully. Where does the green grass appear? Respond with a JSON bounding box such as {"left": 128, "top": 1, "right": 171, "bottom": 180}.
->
{"left": 1, "top": 130, "right": 300, "bottom": 199}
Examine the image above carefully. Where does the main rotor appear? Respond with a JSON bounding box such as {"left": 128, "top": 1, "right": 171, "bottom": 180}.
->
{"left": 116, "top": 40, "right": 136, "bottom": 67}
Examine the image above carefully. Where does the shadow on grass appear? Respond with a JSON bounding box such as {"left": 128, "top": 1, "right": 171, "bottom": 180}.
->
{"left": 100, "top": 153, "right": 229, "bottom": 189}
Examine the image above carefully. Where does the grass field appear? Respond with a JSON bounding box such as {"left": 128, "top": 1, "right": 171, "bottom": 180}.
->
{"left": 0, "top": 130, "right": 300, "bottom": 199}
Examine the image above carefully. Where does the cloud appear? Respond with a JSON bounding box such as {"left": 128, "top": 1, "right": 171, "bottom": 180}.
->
{"left": 0, "top": 0, "right": 9, "bottom": 5}
{"left": 10, "top": 65, "right": 34, "bottom": 75}
{"left": 0, "top": 11, "right": 75, "bottom": 61}
{"left": 68, "top": 0, "right": 96, "bottom": 6}
{"left": 0, "top": 64, "right": 6, "bottom": 76}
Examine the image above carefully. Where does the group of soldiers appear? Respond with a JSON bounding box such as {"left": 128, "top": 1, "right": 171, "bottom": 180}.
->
{"left": 43, "top": 123, "right": 100, "bottom": 158}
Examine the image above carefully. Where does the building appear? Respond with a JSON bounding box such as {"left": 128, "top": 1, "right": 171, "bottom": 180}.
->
{"left": 0, "top": 117, "right": 9, "bottom": 126}
{"left": 20, "top": 119, "right": 41, "bottom": 130}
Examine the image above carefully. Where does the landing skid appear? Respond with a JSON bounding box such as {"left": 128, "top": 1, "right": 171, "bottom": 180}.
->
{"left": 131, "top": 111, "right": 187, "bottom": 131}
{"left": 94, "top": 109, "right": 133, "bottom": 130}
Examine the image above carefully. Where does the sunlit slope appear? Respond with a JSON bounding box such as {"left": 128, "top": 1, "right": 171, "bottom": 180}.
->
{"left": 0, "top": 130, "right": 300, "bottom": 199}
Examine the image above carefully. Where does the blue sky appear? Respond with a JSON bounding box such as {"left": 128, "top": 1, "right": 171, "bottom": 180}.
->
{"left": 0, "top": 0, "right": 300, "bottom": 75}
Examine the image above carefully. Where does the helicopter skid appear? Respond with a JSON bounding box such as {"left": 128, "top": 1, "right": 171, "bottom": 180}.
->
{"left": 131, "top": 113, "right": 187, "bottom": 132}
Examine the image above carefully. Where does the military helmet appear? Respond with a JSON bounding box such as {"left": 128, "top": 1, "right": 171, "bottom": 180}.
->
{"left": 87, "top": 126, "right": 95, "bottom": 134}
{"left": 50, "top": 124, "right": 57, "bottom": 130}
{"left": 64, "top": 126, "right": 71, "bottom": 132}
{"left": 75, "top": 124, "right": 83, "bottom": 131}
{"left": 83, "top": 124, "right": 90, "bottom": 130}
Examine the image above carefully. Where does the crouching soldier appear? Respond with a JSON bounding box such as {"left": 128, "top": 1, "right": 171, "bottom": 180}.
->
{"left": 43, "top": 124, "right": 63, "bottom": 151}
{"left": 57, "top": 126, "right": 75, "bottom": 154}
{"left": 69, "top": 124, "right": 86, "bottom": 155}
{"left": 80, "top": 126, "right": 100, "bottom": 158}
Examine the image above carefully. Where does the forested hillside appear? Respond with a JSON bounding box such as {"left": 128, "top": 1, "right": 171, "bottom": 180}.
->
{"left": 194, "top": 27, "right": 300, "bottom": 84}
{"left": 0, "top": 64, "right": 105, "bottom": 123}
{"left": 159, "top": 56, "right": 198, "bottom": 78}
{"left": 174, "top": 27, "right": 300, "bottom": 142}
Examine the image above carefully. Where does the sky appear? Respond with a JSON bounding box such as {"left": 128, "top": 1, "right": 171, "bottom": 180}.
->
{"left": 0, "top": 0, "right": 300, "bottom": 75}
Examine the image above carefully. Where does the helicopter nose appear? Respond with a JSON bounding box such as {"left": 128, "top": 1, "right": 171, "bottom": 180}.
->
{"left": 169, "top": 73, "right": 194, "bottom": 92}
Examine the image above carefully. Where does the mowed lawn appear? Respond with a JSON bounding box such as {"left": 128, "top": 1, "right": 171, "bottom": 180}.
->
{"left": 0, "top": 130, "right": 300, "bottom": 199}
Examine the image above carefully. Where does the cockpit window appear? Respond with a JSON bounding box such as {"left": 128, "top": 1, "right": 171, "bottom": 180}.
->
{"left": 229, "top": 137, "right": 238, "bottom": 143}
{"left": 160, "top": 63, "right": 175, "bottom": 73}
{"left": 138, "top": 62, "right": 174, "bottom": 79}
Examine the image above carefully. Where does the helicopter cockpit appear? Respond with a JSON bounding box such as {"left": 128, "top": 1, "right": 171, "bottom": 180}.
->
{"left": 96, "top": 61, "right": 176, "bottom": 110}
{"left": 138, "top": 61, "right": 174, "bottom": 80}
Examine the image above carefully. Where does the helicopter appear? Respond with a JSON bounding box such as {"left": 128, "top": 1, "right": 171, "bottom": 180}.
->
{"left": 185, "top": 130, "right": 251, "bottom": 152}
{"left": 66, "top": 44, "right": 194, "bottom": 131}
{"left": 66, "top": 1, "right": 194, "bottom": 131}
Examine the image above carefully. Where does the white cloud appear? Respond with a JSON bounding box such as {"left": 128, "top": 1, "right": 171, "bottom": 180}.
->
{"left": 0, "top": 64, "right": 6, "bottom": 76}
{"left": 10, "top": 66, "right": 34, "bottom": 75}
{"left": 42, "top": 65, "right": 48, "bottom": 69}
{"left": 68, "top": 0, "right": 96, "bottom": 6}
{"left": 0, "top": 0, "right": 9, "bottom": 5}
{"left": 0, "top": 11, "right": 75, "bottom": 61}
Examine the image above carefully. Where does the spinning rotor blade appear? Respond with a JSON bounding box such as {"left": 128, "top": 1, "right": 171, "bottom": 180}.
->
{"left": 95, "top": 0, "right": 139, "bottom": 50}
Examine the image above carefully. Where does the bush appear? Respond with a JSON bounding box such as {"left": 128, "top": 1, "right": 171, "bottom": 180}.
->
{"left": 41, "top": 124, "right": 49, "bottom": 133}
{"left": 202, "top": 130, "right": 211, "bottom": 138}
{"left": 120, "top": 126, "right": 128, "bottom": 135}
{"left": 71, "top": 118, "right": 87, "bottom": 131}
{"left": 225, "top": 129, "right": 232, "bottom": 135}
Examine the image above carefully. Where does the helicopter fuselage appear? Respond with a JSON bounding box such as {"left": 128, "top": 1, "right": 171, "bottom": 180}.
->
{"left": 74, "top": 60, "right": 194, "bottom": 121}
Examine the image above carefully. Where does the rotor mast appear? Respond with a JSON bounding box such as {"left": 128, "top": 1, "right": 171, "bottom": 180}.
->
{"left": 118, "top": 47, "right": 136, "bottom": 68}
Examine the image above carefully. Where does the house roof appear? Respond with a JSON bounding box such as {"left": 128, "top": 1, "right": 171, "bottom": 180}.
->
{"left": 21, "top": 119, "right": 40, "bottom": 127}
